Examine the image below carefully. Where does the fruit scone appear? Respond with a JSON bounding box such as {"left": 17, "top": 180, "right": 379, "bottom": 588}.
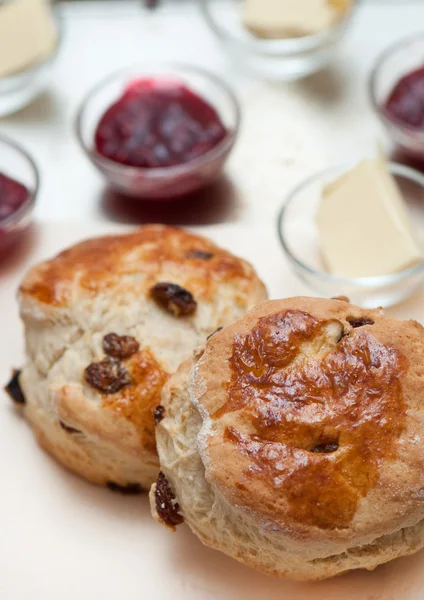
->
{"left": 9, "top": 225, "right": 267, "bottom": 491}
{"left": 151, "top": 296, "right": 424, "bottom": 580}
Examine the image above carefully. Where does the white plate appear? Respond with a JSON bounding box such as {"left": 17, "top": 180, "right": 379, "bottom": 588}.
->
{"left": 1, "top": 221, "right": 424, "bottom": 600}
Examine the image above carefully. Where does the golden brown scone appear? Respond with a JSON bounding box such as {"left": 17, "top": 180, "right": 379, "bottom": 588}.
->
{"left": 17, "top": 225, "right": 267, "bottom": 490}
{"left": 150, "top": 297, "right": 424, "bottom": 579}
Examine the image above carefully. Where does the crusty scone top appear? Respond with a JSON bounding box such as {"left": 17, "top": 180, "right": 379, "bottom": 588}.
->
{"left": 192, "top": 297, "right": 424, "bottom": 547}
{"left": 19, "top": 224, "right": 262, "bottom": 307}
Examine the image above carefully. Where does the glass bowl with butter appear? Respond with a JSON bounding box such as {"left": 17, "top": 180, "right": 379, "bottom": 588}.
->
{"left": 277, "top": 159, "right": 424, "bottom": 308}
{"left": 200, "top": 0, "right": 356, "bottom": 80}
{"left": 0, "top": 0, "right": 61, "bottom": 116}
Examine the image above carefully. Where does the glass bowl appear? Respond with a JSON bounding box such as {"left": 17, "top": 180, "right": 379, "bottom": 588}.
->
{"left": 370, "top": 33, "right": 424, "bottom": 160}
{"left": 200, "top": 0, "right": 357, "bottom": 81}
{"left": 0, "top": 135, "right": 39, "bottom": 258}
{"left": 0, "top": 5, "right": 62, "bottom": 117}
{"left": 75, "top": 63, "right": 240, "bottom": 200}
{"left": 277, "top": 162, "right": 424, "bottom": 308}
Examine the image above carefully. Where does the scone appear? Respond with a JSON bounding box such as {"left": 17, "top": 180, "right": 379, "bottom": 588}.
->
{"left": 14, "top": 225, "right": 267, "bottom": 491}
{"left": 150, "top": 297, "right": 424, "bottom": 580}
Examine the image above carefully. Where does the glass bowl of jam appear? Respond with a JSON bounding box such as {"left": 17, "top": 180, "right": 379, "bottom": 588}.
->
{"left": 370, "top": 33, "right": 424, "bottom": 161}
{"left": 0, "top": 135, "right": 39, "bottom": 258}
{"left": 200, "top": 0, "right": 357, "bottom": 81}
{"left": 277, "top": 161, "right": 424, "bottom": 308}
{"left": 76, "top": 63, "right": 240, "bottom": 200}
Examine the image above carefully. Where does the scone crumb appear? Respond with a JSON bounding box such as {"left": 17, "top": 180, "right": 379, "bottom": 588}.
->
{"left": 155, "top": 471, "right": 184, "bottom": 530}
{"left": 103, "top": 333, "right": 140, "bottom": 359}
{"left": 150, "top": 282, "right": 197, "bottom": 316}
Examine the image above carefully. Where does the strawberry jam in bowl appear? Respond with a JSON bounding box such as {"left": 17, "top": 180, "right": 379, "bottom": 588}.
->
{"left": 0, "top": 135, "right": 38, "bottom": 258}
{"left": 370, "top": 33, "right": 424, "bottom": 160}
{"left": 76, "top": 64, "right": 240, "bottom": 199}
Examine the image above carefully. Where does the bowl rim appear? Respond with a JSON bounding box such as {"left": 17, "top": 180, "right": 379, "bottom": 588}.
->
{"left": 277, "top": 161, "right": 424, "bottom": 288}
{"left": 0, "top": 134, "right": 40, "bottom": 229}
{"left": 369, "top": 31, "right": 424, "bottom": 134}
{"left": 199, "top": 0, "right": 358, "bottom": 55}
{"left": 0, "top": 4, "right": 63, "bottom": 84}
{"left": 75, "top": 62, "right": 241, "bottom": 179}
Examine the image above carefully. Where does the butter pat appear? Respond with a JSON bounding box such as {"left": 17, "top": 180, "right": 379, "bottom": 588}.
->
{"left": 0, "top": 0, "right": 58, "bottom": 77}
{"left": 316, "top": 159, "right": 423, "bottom": 278}
{"left": 243, "top": 0, "right": 350, "bottom": 39}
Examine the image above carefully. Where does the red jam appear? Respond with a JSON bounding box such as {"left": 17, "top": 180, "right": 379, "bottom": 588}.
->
{"left": 0, "top": 173, "right": 28, "bottom": 220}
{"left": 385, "top": 66, "right": 424, "bottom": 128}
{"left": 95, "top": 78, "right": 228, "bottom": 169}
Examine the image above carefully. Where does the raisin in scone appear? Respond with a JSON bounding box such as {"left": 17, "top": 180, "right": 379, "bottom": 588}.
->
{"left": 150, "top": 297, "right": 424, "bottom": 579}
{"left": 15, "top": 225, "right": 267, "bottom": 490}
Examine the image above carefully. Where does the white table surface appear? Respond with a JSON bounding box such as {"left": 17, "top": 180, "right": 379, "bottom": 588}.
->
{"left": 0, "top": 0, "right": 421, "bottom": 228}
